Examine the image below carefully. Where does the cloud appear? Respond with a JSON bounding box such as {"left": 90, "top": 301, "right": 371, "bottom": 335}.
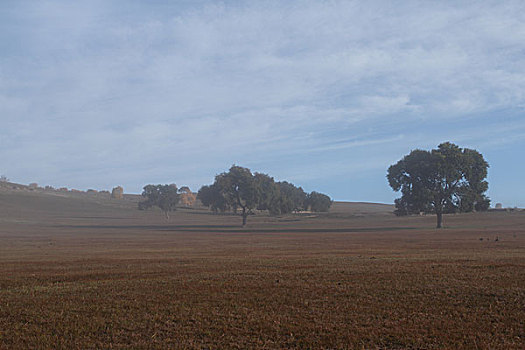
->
{"left": 0, "top": 0, "right": 524, "bottom": 205}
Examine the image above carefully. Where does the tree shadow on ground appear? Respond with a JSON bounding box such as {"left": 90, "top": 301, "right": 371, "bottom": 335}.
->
{"left": 55, "top": 224, "right": 418, "bottom": 233}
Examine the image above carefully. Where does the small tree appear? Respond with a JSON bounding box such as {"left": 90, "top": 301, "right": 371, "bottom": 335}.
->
{"left": 178, "top": 186, "right": 191, "bottom": 194}
{"left": 277, "top": 181, "right": 308, "bottom": 214}
{"left": 139, "top": 184, "right": 180, "bottom": 219}
{"left": 197, "top": 184, "right": 229, "bottom": 213}
{"left": 387, "top": 142, "right": 490, "bottom": 228}
{"left": 306, "top": 191, "right": 332, "bottom": 212}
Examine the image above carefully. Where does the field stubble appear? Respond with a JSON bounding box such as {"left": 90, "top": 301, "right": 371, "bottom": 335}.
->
{"left": 0, "top": 193, "right": 524, "bottom": 349}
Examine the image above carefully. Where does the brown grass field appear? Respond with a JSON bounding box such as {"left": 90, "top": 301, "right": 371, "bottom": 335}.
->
{"left": 0, "top": 188, "right": 524, "bottom": 349}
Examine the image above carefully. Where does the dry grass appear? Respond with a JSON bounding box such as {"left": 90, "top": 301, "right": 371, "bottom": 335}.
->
{"left": 0, "top": 190, "right": 524, "bottom": 349}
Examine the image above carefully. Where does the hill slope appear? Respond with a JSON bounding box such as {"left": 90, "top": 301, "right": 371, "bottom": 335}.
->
{"left": 0, "top": 181, "right": 394, "bottom": 222}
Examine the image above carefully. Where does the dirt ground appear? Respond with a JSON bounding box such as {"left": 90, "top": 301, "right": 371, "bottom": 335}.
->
{"left": 0, "top": 190, "right": 524, "bottom": 349}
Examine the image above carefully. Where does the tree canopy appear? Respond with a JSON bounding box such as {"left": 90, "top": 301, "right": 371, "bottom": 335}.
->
{"left": 197, "top": 165, "right": 332, "bottom": 226}
{"left": 276, "top": 181, "right": 307, "bottom": 214}
{"left": 387, "top": 142, "right": 490, "bottom": 228}
{"left": 306, "top": 191, "right": 332, "bottom": 212}
{"left": 138, "top": 184, "right": 180, "bottom": 219}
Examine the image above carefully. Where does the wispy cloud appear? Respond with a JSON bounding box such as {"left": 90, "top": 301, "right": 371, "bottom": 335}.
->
{"left": 0, "top": 0, "right": 524, "bottom": 205}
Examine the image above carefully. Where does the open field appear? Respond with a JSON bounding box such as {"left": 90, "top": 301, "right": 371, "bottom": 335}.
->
{"left": 0, "top": 189, "right": 524, "bottom": 349}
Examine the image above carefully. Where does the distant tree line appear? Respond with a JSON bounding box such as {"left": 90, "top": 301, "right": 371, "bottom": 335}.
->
{"left": 137, "top": 166, "right": 332, "bottom": 225}
{"left": 197, "top": 165, "right": 332, "bottom": 226}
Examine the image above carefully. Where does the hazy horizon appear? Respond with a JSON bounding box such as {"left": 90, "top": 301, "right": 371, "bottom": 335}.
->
{"left": 1, "top": 1, "right": 524, "bottom": 207}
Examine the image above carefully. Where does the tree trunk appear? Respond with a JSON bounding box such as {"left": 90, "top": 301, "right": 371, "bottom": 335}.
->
{"left": 165, "top": 211, "right": 170, "bottom": 220}
{"left": 436, "top": 211, "right": 443, "bottom": 228}
{"left": 242, "top": 207, "right": 247, "bottom": 227}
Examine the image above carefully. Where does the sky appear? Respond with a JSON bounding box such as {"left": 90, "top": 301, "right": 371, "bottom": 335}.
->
{"left": 1, "top": 0, "right": 524, "bottom": 207}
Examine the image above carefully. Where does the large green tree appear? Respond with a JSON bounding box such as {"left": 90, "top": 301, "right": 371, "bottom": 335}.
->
{"left": 198, "top": 166, "right": 260, "bottom": 226}
{"left": 387, "top": 142, "right": 490, "bottom": 228}
{"left": 221, "top": 166, "right": 261, "bottom": 226}
{"left": 138, "top": 184, "right": 180, "bottom": 219}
